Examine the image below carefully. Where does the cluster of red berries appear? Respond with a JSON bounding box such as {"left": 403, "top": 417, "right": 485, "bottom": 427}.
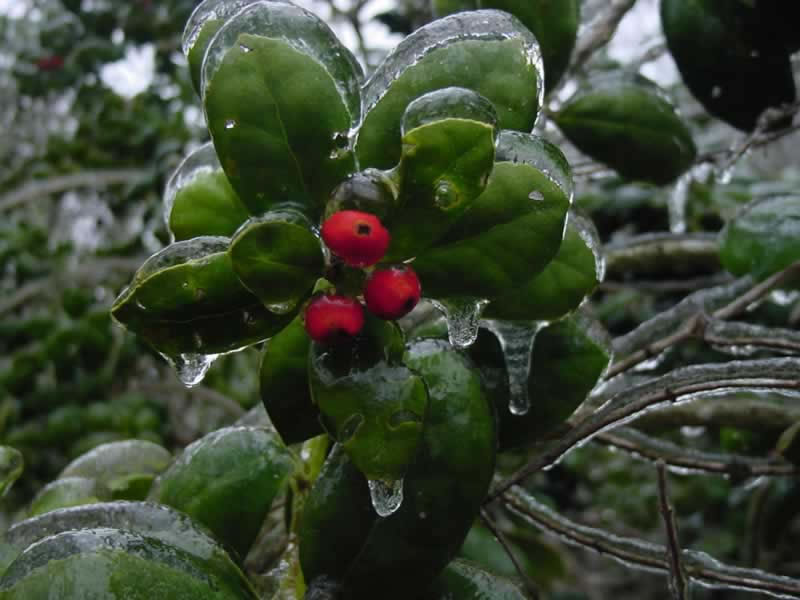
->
{"left": 304, "top": 210, "right": 421, "bottom": 344}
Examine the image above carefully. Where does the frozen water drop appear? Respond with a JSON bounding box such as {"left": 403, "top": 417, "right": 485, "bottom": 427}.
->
{"left": 264, "top": 300, "right": 296, "bottom": 315}
{"left": 528, "top": 190, "right": 544, "bottom": 201}
{"left": 368, "top": 478, "right": 404, "bottom": 517}
{"left": 484, "top": 320, "right": 546, "bottom": 416}
{"left": 172, "top": 352, "right": 219, "bottom": 387}
{"left": 434, "top": 180, "right": 459, "bottom": 210}
{"left": 430, "top": 297, "right": 489, "bottom": 349}
{"left": 224, "top": 119, "right": 236, "bottom": 130}
{"left": 711, "top": 85, "right": 722, "bottom": 99}
{"left": 239, "top": 43, "right": 251, "bottom": 53}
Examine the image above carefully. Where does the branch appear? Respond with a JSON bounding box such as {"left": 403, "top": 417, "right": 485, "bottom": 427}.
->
{"left": 570, "top": 0, "right": 639, "bottom": 75}
{"left": 132, "top": 382, "right": 245, "bottom": 418}
{"left": 604, "top": 233, "right": 720, "bottom": 279}
{"left": 0, "top": 169, "right": 151, "bottom": 212}
{"left": 504, "top": 487, "right": 800, "bottom": 598}
{"left": 597, "top": 428, "right": 798, "bottom": 478}
{"left": 656, "top": 461, "right": 690, "bottom": 600}
{"left": 488, "top": 358, "right": 800, "bottom": 500}
{"left": 631, "top": 400, "right": 800, "bottom": 433}
{"left": 480, "top": 510, "right": 540, "bottom": 599}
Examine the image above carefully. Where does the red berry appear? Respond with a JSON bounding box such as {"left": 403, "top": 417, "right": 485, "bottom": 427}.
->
{"left": 321, "top": 210, "right": 390, "bottom": 267}
{"left": 304, "top": 295, "right": 365, "bottom": 343}
{"left": 364, "top": 265, "right": 421, "bottom": 320}
{"left": 35, "top": 56, "right": 64, "bottom": 71}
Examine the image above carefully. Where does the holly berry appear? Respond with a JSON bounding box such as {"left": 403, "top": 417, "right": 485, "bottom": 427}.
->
{"left": 35, "top": 56, "right": 64, "bottom": 71}
{"left": 321, "top": 210, "right": 390, "bottom": 267}
{"left": 364, "top": 265, "right": 421, "bottom": 320}
{"left": 304, "top": 294, "right": 365, "bottom": 343}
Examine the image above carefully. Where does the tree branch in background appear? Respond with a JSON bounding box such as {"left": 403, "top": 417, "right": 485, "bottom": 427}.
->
{"left": 656, "top": 461, "right": 690, "bottom": 600}
{"left": 480, "top": 509, "right": 540, "bottom": 599}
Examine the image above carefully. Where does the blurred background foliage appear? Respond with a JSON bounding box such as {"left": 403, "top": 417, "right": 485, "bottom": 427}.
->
{"left": 1, "top": 0, "right": 800, "bottom": 598}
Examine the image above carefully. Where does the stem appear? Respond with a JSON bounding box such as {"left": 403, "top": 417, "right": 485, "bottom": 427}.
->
{"left": 656, "top": 461, "right": 690, "bottom": 600}
{"left": 480, "top": 510, "right": 540, "bottom": 599}
{"left": 504, "top": 487, "right": 800, "bottom": 598}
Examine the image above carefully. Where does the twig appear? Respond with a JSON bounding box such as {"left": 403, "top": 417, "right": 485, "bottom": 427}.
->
{"left": 604, "top": 233, "right": 720, "bottom": 278}
{"left": 0, "top": 169, "right": 151, "bottom": 212}
{"left": 631, "top": 400, "right": 800, "bottom": 433}
{"left": 570, "top": 0, "right": 639, "bottom": 76}
{"left": 656, "top": 461, "right": 690, "bottom": 600}
{"left": 133, "top": 382, "right": 244, "bottom": 417}
{"left": 504, "top": 487, "right": 800, "bottom": 598}
{"left": 597, "top": 428, "right": 798, "bottom": 478}
{"left": 480, "top": 509, "right": 540, "bottom": 599}
{"left": 488, "top": 358, "right": 800, "bottom": 501}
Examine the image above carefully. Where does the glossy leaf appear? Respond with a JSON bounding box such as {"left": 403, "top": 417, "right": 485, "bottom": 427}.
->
{"left": 487, "top": 211, "right": 603, "bottom": 321}
{"left": 58, "top": 440, "right": 171, "bottom": 501}
{"left": 308, "top": 317, "right": 428, "bottom": 482}
{"left": 229, "top": 210, "right": 323, "bottom": 314}
{"left": 0, "top": 447, "right": 22, "bottom": 498}
{"left": 357, "top": 10, "right": 543, "bottom": 169}
{"left": 28, "top": 478, "right": 109, "bottom": 517}
{"left": 387, "top": 87, "right": 497, "bottom": 258}
{"left": 469, "top": 313, "right": 611, "bottom": 450}
{"left": 0, "top": 527, "right": 257, "bottom": 599}
{"left": 719, "top": 196, "right": 800, "bottom": 280}
{"left": 421, "top": 558, "right": 527, "bottom": 600}
{"left": 661, "top": 0, "right": 796, "bottom": 131}
{"left": 555, "top": 75, "right": 696, "bottom": 184}
{"left": 148, "top": 426, "right": 293, "bottom": 557}
{"left": 413, "top": 131, "right": 571, "bottom": 300}
{"left": 260, "top": 315, "right": 323, "bottom": 445}
{"left": 111, "top": 237, "right": 290, "bottom": 357}
{"left": 202, "top": 2, "right": 361, "bottom": 217}
{"left": 433, "top": 0, "right": 580, "bottom": 92}
{"left": 164, "top": 142, "right": 249, "bottom": 242}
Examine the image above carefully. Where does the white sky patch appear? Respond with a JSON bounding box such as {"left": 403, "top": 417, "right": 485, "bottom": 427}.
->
{"left": 0, "top": 0, "right": 29, "bottom": 19}
{"left": 100, "top": 43, "right": 156, "bottom": 99}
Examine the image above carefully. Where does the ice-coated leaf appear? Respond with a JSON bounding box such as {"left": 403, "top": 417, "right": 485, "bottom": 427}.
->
{"left": 229, "top": 209, "right": 323, "bottom": 314}
{"left": 202, "top": 1, "right": 362, "bottom": 217}
{"left": 0, "top": 446, "right": 22, "bottom": 498}
{"left": 387, "top": 87, "right": 497, "bottom": 258}
{"left": 413, "top": 131, "right": 571, "bottom": 301}
{"left": 308, "top": 317, "right": 428, "bottom": 482}
{"left": 719, "top": 196, "right": 800, "bottom": 280}
{"left": 555, "top": 74, "right": 696, "bottom": 184}
{"left": 0, "top": 527, "right": 258, "bottom": 599}
{"left": 433, "top": 0, "right": 580, "bottom": 92}
{"left": 0, "top": 501, "right": 243, "bottom": 579}
{"left": 260, "top": 314, "right": 323, "bottom": 445}
{"left": 58, "top": 440, "right": 171, "bottom": 501}
{"left": 421, "top": 558, "right": 527, "bottom": 599}
{"left": 111, "top": 237, "right": 291, "bottom": 357}
{"left": 357, "top": 10, "right": 543, "bottom": 169}
{"left": 776, "top": 421, "right": 800, "bottom": 466}
{"left": 148, "top": 426, "right": 293, "bottom": 557}
{"left": 164, "top": 142, "right": 250, "bottom": 242}
{"left": 28, "top": 478, "right": 109, "bottom": 517}
{"left": 470, "top": 313, "right": 611, "bottom": 450}
{"left": 487, "top": 210, "right": 603, "bottom": 321}
{"left": 661, "top": 0, "right": 796, "bottom": 132}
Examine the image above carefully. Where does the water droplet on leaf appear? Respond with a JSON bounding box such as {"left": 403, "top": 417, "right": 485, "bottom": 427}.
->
{"left": 430, "top": 297, "right": 488, "bottom": 349}
{"left": 224, "top": 119, "right": 236, "bottom": 129}
{"left": 528, "top": 190, "right": 544, "bottom": 201}
{"left": 368, "top": 478, "right": 404, "bottom": 517}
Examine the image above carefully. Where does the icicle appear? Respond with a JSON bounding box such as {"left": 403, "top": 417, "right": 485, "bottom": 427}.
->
{"left": 430, "top": 297, "right": 489, "bottom": 350}
{"left": 367, "top": 478, "right": 404, "bottom": 517}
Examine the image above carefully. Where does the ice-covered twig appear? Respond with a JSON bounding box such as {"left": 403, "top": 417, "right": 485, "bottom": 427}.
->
{"left": 480, "top": 509, "right": 540, "bottom": 599}
{"left": 505, "top": 487, "right": 800, "bottom": 599}
{"left": 656, "top": 461, "right": 690, "bottom": 600}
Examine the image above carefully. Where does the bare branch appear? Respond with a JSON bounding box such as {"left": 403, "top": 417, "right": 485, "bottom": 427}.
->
{"left": 504, "top": 487, "right": 800, "bottom": 598}
{"left": 570, "top": 0, "right": 639, "bottom": 75}
{"left": 480, "top": 510, "right": 540, "bottom": 599}
{"left": 656, "top": 461, "right": 690, "bottom": 600}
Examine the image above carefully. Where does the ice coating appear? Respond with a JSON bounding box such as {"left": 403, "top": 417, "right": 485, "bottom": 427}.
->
{"left": 162, "top": 142, "right": 221, "bottom": 242}
{"left": 430, "top": 297, "right": 489, "bottom": 350}
{"left": 171, "top": 352, "right": 221, "bottom": 387}
{"left": 201, "top": 0, "right": 363, "bottom": 122}
{"left": 568, "top": 210, "right": 606, "bottom": 282}
{"left": 182, "top": 0, "right": 275, "bottom": 55}
{"left": 362, "top": 10, "right": 544, "bottom": 126}
{"left": 495, "top": 130, "right": 574, "bottom": 206}
{"left": 400, "top": 87, "right": 498, "bottom": 137}
{"left": 367, "top": 478, "right": 404, "bottom": 517}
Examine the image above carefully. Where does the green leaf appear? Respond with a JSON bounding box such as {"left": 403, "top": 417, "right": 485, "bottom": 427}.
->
{"left": 58, "top": 440, "right": 171, "bottom": 501}
{"left": 661, "top": 0, "right": 796, "bottom": 132}
{"left": 0, "top": 447, "right": 22, "bottom": 498}
{"left": 111, "top": 237, "right": 290, "bottom": 357}
{"left": 357, "top": 10, "right": 543, "bottom": 169}
{"left": 776, "top": 421, "right": 800, "bottom": 466}
{"left": 229, "top": 209, "right": 323, "bottom": 314}
{"left": 0, "top": 527, "right": 257, "bottom": 599}
{"left": 487, "top": 211, "right": 603, "bottom": 321}
{"left": 202, "top": 1, "right": 362, "bottom": 217}
{"left": 413, "top": 131, "right": 571, "bottom": 300}
{"left": 28, "top": 477, "right": 109, "bottom": 517}
{"left": 148, "top": 426, "right": 293, "bottom": 557}
{"left": 421, "top": 558, "right": 527, "bottom": 600}
{"left": 308, "top": 317, "right": 428, "bottom": 482}
{"left": 164, "top": 143, "right": 250, "bottom": 242}
{"left": 260, "top": 315, "right": 323, "bottom": 445}
{"left": 469, "top": 313, "right": 611, "bottom": 450}
{"left": 386, "top": 87, "right": 497, "bottom": 258}
{"left": 719, "top": 196, "right": 800, "bottom": 280}
{"left": 554, "top": 75, "right": 696, "bottom": 184}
